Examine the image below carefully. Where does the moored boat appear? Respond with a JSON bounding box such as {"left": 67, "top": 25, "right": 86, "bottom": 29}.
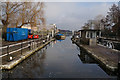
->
{"left": 55, "top": 34, "right": 66, "bottom": 40}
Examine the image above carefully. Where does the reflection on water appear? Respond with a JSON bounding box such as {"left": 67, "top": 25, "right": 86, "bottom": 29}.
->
{"left": 2, "top": 37, "right": 118, "bottom": 79}
{"left": 78, "top": 46, "right": 118, "bottom": 76}
{"left": 2, "top": 47, "right": 47, "bottom": 78}
{"left": 57, "top": 39, "right": 64, "bottom": 42}
{"left": 78, "top": 48, "right": 96, "bottom": 64}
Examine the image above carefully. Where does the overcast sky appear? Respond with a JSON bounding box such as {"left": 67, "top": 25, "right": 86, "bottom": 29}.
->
{"left": 44, "top": 2, "right": 115, "bottom": 30}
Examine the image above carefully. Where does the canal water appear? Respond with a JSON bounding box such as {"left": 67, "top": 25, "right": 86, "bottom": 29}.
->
{"left": 2, "top": 37, "right": 117, "bottom": 79}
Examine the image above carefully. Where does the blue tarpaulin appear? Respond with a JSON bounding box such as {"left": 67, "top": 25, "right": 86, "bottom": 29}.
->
{"left": 7, "top": 28, "right": 28, "bottom": 41}
{"left": 56, "top": 34, "right": 63, "bottom": 36}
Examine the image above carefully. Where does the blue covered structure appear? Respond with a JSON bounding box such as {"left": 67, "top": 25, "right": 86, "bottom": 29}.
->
{"left": 55, "top": 34, "right": 65, "bottom": 40}
{"left": 56, "top": 34, "right": 64, "bottom": 36}
{"left": 7, "top": 28, "right": 28, "bottom": 41}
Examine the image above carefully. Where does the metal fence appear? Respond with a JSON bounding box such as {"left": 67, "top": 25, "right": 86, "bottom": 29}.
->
{"left": 0, "top": 36, "right": 51, "bottom": 62}
{"left": 97, "top": 38, "right": 120, "bottom": 51}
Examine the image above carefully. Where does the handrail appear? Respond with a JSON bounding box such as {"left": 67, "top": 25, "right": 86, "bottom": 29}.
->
{"left": 0, "top": 37, "right": 47, "bottom": 49}
{"left": 0, "top": 36, "right": 48, "bottom": 59}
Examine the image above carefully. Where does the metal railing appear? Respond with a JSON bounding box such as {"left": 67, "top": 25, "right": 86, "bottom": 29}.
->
{"left": 0, "top": 36, "right": 50, "bottom": 62}
{"left": 97, "top": 38, "right": 120, "bottom": 50}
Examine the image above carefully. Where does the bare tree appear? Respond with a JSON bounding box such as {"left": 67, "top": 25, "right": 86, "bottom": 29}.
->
{"left": 108, "top": 4, "right": 119, "bottom": 24}
{"left": 1, "top": 2, "right": 46, "bottom": 39}
{"left": 82, "top": 3, "right": 120, "bottom": 38}
{"left": 1, "top": 2, "right": 24, "bottom": 32}
{"left": 18, "top": 2, "right": 45, "bottom": 28}
{"left": 103, "top": 3, "right": 120, "bottom": 38}
{"left": 93, "top": 15, "right": 105, "bottom": 30}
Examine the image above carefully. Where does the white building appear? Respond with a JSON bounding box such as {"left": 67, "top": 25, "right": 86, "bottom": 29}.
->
{"left": 21, "top": 24, "right": 31, "bottom": 29}
{"left": 78, "top": 29, "right": 101, "bottom": 46}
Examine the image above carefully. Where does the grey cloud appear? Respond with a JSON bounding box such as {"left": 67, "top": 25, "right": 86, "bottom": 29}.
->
{"left": 45, "top": 2, "right": 112, "bottom": 30}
